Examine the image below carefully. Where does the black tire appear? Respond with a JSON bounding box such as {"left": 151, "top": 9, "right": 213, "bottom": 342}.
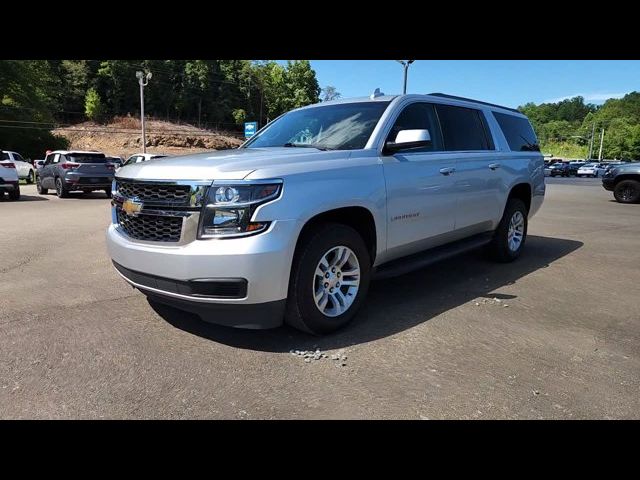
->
{"left": 104, "top": 188, "right": 112, "bottom": 198}
{"left": 55, "top": 177, "right": 69, "bottom": 198}
{"left": 285, "top": 223, "right": 371, "bottom": 335}
{"left": 613, "top": 179, "right": 640, "bottom": 204}
{"left": 26, "top": 170, "right": 34, "bottom": 184}
{"left": 36, "top": 176, "right": 48, "bottom": 195}
{"left": 488, "top": 198, "right": 528, "bottom": 263}
{"left": 8, "top": 185, "right": 20, "bottom": 201}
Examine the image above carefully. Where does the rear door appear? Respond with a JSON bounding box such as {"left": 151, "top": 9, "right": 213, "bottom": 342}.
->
{"left": 434, "top": 104, "right": 502, "bottom": 232}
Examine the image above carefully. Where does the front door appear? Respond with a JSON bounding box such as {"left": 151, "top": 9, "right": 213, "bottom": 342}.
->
{"left": 381, "top": 102, "right": 457, "bottom": 260}
{"left": 41, "top": 153, "right": 60, "bottom": 188}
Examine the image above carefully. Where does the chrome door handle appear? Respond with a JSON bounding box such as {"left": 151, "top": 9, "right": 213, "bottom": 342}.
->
{"left": 439, "top": 167, "right": 456, "bottom": 176}
{"left": 489, "top": 163, "right": 501, "bottom": 170}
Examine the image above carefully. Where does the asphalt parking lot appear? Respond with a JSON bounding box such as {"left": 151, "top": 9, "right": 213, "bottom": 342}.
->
{"left": 1, "top": 178, "right": 639, "bottom": 419}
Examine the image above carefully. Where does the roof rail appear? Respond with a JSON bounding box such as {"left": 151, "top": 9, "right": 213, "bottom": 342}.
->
{"left": 428, "top": 93, "right": 521, "bottom": 113}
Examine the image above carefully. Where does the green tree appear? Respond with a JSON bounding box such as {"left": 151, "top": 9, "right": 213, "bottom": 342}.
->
{"left": 0, "top": 60, "right": 68, "bottom": 158}
{"left": 232, "top": 108, "right": 246, "bottom": 126}
{"left": 321, "top": 85, "right": 341, "bottom": 101}
{"left": 85, "top": 88, "right": 104, "bottom": 121}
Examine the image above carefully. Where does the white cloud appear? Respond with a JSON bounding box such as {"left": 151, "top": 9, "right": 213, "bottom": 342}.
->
{"left": 545, "top": 92, "right": 629, "bottom": 104}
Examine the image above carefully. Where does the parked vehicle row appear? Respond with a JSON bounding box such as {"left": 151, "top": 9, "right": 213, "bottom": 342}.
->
{"left": 1, "top": 149, "right": 169, "bottom": 200}
{"left": 545, "top": 160, "right": 630, "bottom": 178}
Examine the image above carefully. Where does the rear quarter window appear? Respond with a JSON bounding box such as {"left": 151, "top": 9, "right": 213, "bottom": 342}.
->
{"left": 493, "top": 112, "right": 540, "bottom": 152}
{"left": 434, "top": 104, "right": 494, "bottom": 151}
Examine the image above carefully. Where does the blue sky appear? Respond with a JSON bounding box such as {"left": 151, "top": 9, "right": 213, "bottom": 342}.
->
{"left": 302, "top": 60, "right": 639, "bottom": 108}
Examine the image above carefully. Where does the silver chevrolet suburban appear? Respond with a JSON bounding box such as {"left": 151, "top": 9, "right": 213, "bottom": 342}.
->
{"left": 107, "top": 92, "right": 545, "bottom": 335}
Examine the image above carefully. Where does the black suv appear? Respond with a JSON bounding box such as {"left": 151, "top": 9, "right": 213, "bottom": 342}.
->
{"left": 37, "top": 150, "right": 115, "bottom": 198}
{"left": 602, "top": 162, "right": 640, "bottom": 203}
{"left": 549, "top": 163, "right": 571, "bottom": 177}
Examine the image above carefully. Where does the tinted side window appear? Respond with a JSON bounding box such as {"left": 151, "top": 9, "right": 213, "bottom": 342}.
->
{"left": 14, "top": 153, "right": 24, "bottom": 161}
{"left": 387, "top": 102, "right": 443, "bottom": 152}
{"left": 435, "top": 104, "right": 493, "bottom": 151}
{"left": 0, "top": 151, "right": 9, "bottom": 160}
{"left": 493, "top": 112, "right": 540, "bottom": 152}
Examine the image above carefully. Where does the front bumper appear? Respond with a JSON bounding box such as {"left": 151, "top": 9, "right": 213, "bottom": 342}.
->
{"left": 106, "top": 219, "right": 300, "bottom": 328}
{"left": 602, "top": 177, "right": 615, "bottom": 191}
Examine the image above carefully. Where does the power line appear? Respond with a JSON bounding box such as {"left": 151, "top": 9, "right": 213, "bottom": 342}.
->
{"left": 0, "top": 124, "right": 243, "bottom": 138}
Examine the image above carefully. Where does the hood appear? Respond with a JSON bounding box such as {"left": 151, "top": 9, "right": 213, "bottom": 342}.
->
{"left": 613, "top": 163, "right": 638, "bottom": 171}
{"left": 114, "top": 147, "right": 351, "bottom": 181}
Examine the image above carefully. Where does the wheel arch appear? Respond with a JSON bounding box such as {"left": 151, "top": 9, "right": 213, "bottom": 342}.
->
{"left": 293, "top": 206, "right": 379, "bottom": 266}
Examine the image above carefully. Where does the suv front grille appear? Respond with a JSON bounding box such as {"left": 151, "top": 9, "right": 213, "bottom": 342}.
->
{"left": 116, "top": 208, "right": 183, "bottom": 242}
{"left": 115, "top": 180, "right": 191, "bottom": 204}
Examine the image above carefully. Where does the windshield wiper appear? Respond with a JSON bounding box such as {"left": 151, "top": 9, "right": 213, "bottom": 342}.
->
{"left": 283, "top": 142, "right": 331, "bottom": 151}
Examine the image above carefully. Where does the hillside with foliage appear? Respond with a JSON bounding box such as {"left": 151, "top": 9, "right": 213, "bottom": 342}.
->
{"left": 0, "top": 60, "right": 321, "bottom": 158}
{"left": 518, "top": 93, "right": 640, "bottom": 160}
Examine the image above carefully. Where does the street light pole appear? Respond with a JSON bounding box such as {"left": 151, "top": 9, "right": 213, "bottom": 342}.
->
{"left": 136, "top": 71, "right": 152, "bottom": 153}
{"left": 598, "top": 128, "right": 605, "bottom": 161}
{"left": 587, "top": 122, "right": 595, "bottom": 160}
{"left": 396, "top": 60, "right": 415, "bottom": 94}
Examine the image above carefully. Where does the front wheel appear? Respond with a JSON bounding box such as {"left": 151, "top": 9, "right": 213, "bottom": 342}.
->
{"left": 613, "top": 179, "right": 640, "bottom": 204}
{"left": 26, "top": 170, "right": 34, "bottom": 184}
{"left": 104, "top": 188, "right": 112, "bottom": 198}
{"left": 285, "top": 223, "right": 371, "bottom": 335}
{"left": 36, "top": 176, "right": 48, "bottom": 195}
{"left": 489, "top": 198, "right": 528, "bottom": 263}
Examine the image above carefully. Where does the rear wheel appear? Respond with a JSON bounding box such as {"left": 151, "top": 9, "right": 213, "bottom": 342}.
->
{"left": 489, "top": 198, "right": 528, "bottom": 263}
{"left": 8, "top": 185, "right": 20, "bottom": 201}
{"left": 55, "top": 177, "right": 69, "bottom": 198}
{"left": 285, "top": 223, "right": 371, "bottom": 335}
{"left": 613, "top": 179, "right": 640, "bottom": 204}
{"left": 36, "top": 176, "right": 47, "bottom": 195}
{"left": 104, "top": 188, "right": 112, "bottom": 198}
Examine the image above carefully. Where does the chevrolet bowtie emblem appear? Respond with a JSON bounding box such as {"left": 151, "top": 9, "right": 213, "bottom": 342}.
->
{"left": 122, "top": 198, "right": 143, "bottom": 216}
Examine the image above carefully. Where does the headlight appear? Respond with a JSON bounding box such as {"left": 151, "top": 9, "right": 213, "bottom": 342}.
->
{"left": 198, "top": 180, "right": 283, "bottom": 239}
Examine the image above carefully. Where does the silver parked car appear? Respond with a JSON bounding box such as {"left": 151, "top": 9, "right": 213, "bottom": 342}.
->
{"left": 107, "top": 92, "right": 545, "bottom": 334}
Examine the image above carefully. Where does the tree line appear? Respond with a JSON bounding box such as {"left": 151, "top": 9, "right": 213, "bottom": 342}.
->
{"left": 518, "top": 93, "right": 640, "bottom": 160}
{"left": 1, "top": 60, "right": 337, "bottom": 158}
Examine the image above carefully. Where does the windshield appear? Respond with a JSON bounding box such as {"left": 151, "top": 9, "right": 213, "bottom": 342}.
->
{"left": 69, "top": 153, "right": 106, "bottom": 163}
{"left": 244, "top": 101, "right": 391, "bottom": 151}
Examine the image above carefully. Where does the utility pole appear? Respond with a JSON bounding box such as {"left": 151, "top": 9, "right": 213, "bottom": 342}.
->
{"left": 396, "top": 60, "right": 415, "bottom": 94}
{"left": 587, "top": 122, "right": 595, "bottom": 160}
{"left": 136, "top": 70, "right": 152, "bottom": 153}
{"left": 598, "top": 128, "right": 605, "bottom": 161}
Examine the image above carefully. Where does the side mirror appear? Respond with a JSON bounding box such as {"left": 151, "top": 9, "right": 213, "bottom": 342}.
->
{"left": 384, "top": 129, "right": 431, "bottom": 154}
